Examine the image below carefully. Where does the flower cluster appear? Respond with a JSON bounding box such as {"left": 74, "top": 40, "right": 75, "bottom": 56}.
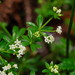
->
{"left": 44, "top": 35, "right": 55, "bottom": 44}
{"left": 9, "top": 39, "right": 26, "bottom": 59}
{"left": 0, "top": 64, "right": 18, "bottom": 75}
{"left": 2, "top": 64, "right": 11, "bottom": 71}
{"left": 49, "top": 64, "right": 59, "bottom": 74}
{"left": 44, "top": 26, "right": 62, "bottom": 44}
{"left": 53, "top": 6, "right": 62, "bottom": 16}
{"left": 56, "top": 26, "right": 62, "bottom": 34}
{"left": 13, "top": 64, "right": 18, "bottom": 69}
{"left": 0, "top": 71, "right": 6, "bottom": 75}
{"left": 33, "top": 31, "right": 40, "bottom": 37}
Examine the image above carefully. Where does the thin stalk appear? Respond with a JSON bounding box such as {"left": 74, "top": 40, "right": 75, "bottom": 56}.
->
{"left": 66, "top": 0, "right": 75, "bottom": 74}
{"left": 41, "top": 30, "right": 55, "bottom": 32}
{"left": 40, "top": 17, "right": 53, "bottom": 29}
{"left": 66, "top": 0, "right": 75, "bottom": 58}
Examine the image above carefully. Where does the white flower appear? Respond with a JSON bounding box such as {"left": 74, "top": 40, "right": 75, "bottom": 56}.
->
{"left": 7, "top": 64, "right": 11, "bottom": 70}
{"left": 44, "top": 35, "right": 55, "bottom": 44}
{"left": 9, "top": 39, "right": 26, "bottom": 58}
{"left": 56, "top": 9, "right": 61, "bottom": 14}
{"left": 56, "top": 26, "right": 62, "bottom": 34}
{"left": 17, "top": 49, "right": 26, "bottom": 59}
{"left": 17, "top": 45, "right": 26, "bottom": 58}
{"left": 9, "top": 44, "right": 17, "bottom": 50}
{"left": 2, "top": 64, "right": 11, "bottom": 71}
{"left": 0, "top": 71, "right": 7, "bottom": 75}
{"left": 53, "top": 69, "right": 59, "bottom": 73}
{"left": 8, "top": 72, "right": 14, "bottom": 75}
{"left": 53, "top": 6, "right": 57, "bottom": 12}
{"left": 2, "top": 66, "right": 8, "bottom": 71}
{"left": 13, "top": 64, "right": 18, "bottom": 69}
{"left": 17, "top": 54, "right": 22, "bottom": 59}
{"left": 18, "top": 50, "right": 24, "bottom": 55}
{"left": 14, "top": 39, "right": 21, "bottom": 45}
{"left": 53, "top": 6, "right": 62, "bottom": 16}
{"left": 19, "top": 45, "right": 26, "bottom": 51}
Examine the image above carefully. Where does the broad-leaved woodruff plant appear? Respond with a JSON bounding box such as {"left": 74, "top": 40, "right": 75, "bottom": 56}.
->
{"left": 0, "top": 7, "right": 62, "bottom": 75}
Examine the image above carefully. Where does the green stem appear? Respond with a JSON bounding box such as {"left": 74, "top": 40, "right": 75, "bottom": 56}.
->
{"left": 41, "top": 30, "right": 55, "bottom": 32}
{"left": 66, "top": 0, "right": 75, "bottom": 75}
{"left": 66, "top": 0, "right": 75, "bottom": 58}
{"left": 40, "top": 17, "right": 53, "bottom": 29}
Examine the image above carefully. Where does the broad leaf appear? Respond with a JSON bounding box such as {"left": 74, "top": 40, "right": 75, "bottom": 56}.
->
{"left": 30, "top": 71, "right": 35, "bottom": 75}
{"left": 22, "top": 35, "right": 30, "bottom": 42}
{"left": 26, "top": 22, "right": 36, "bottom": 27}
{"left": 28, "top": 30, "right": 33, "bottom": 38}
{"left": 17, "top": 28, "right": 26, "bottom": 38}
{"left": 12, "top": 26, "right": 19, "bottom": 39}
{"left": 42, "top": 69, "right": 49, "bottom": 73}
{"left": 30, "top": 44, "right": 37, "bottom": 52}
{"left": 22, "top": 42, "right": 30, "bottom": 46}
{"left": 45, "top": 62, "right": 50, "bottom": 69}
{"left": 37, "top": 15, "right": 43, "bottom": 27}
{"left": 59, "top": 58, "right": 75, "bottom": 70}
{"left": 3, "top": 34, "right": 11, "bottom": 43}
{"left": 70, "top": 70, "right": 75, "bottom": 75}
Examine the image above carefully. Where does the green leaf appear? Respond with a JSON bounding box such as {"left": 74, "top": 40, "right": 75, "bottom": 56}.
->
{"left": 37, "top": 15, "right": 43, "bottom": 27}
{"left": 59, "top": 58, "right": 75, "bottom": 70}
{"left": 54, "top": 13, "right": 60, "bottom": 19}
{"left": 42, "top": 69, "right": 49, "bottom": 73}
{"left": 30, "top": 43, "right": 41, "bottom": 52}
{"left": 0, "top": 56, "right": 8, "bottom": 65}
{"left": 30, "top": 44, "right": 37, "bottom": 52}
{"left": 27, "top": 26, "right": 38, "bottom": 33}
{"left": 26, "top": 22, "right": 36, "bottom": 27}
{"left": 0, "top": 22, "right": 7, "bottom": 27}
{"left": 30, "top": 71, "right": 35, "bottom": 75}
{"left": 49, "top": 10, "right": 54, "bottom": 15}
{"left": 28, "top": 30, "right": 33, "bottom": 38}
{"left": 22, "top": 35, "right": 30, "bottom": 42}
{"left": 0, "top": 40, "right": 7, "bottom": 48}
{"left": 3, "top": 34, "right": 11, "bottom": 42}
{"left": 17, "top": 28, "right": 26, "bottom": 38}
{"left": 70, "top": 70, "right": 75, "bottom": 75}
{"left": 8, "top": 50, "right": 14, "bottom": 53}
{"left": 12, "top": 26, "right": 19, "bottom": 39}
{"left": 45, "top": 62, "right": 50, "bottom": 69}
{"left": 22, "top": 42, "right": 30, "bottom": 46}
{"left": 35, "top": 44, "right": 42, "bottom": 48}
{"left": 35, "top": 37, "right": 43, "bottom": 42}
{"left": 49, "top": 61, "right": 53, "bottom": 66}
{"left": 0, "top": 33, "right": 2, "bottom": 39}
